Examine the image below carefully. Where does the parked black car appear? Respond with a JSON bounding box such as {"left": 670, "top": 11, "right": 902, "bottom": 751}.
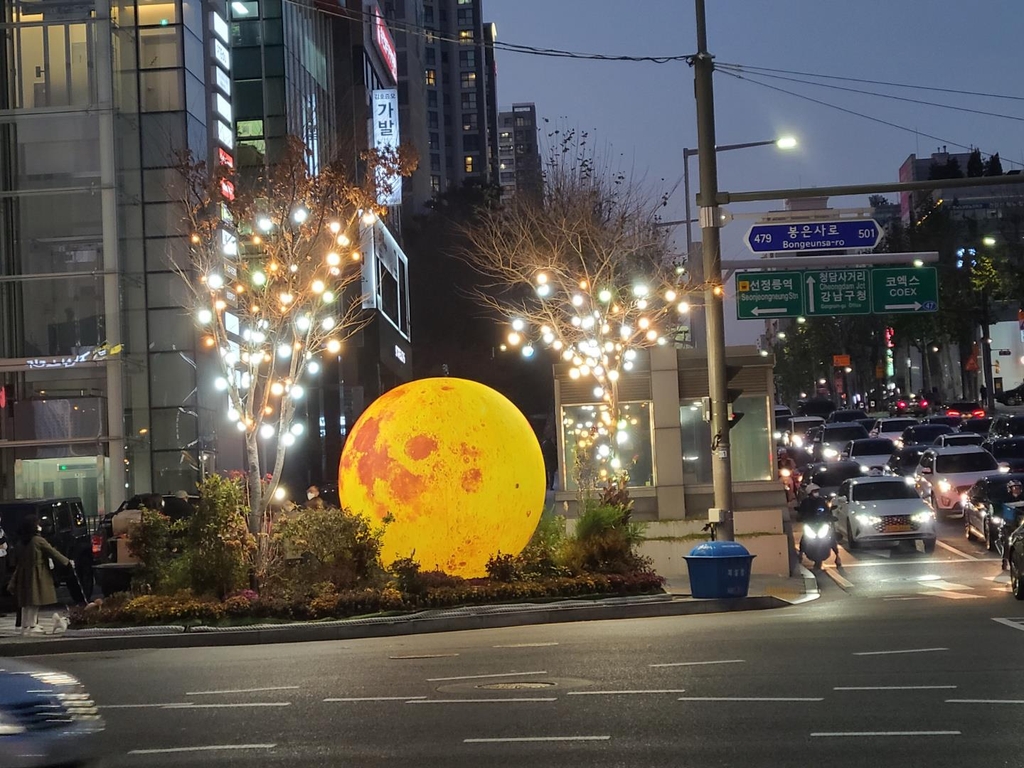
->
{"left": 826, "top": 409, "right": 869, "bottom": 424}
{"left": 963, "top": 474, "right": 1024, "bottom": 554}
{"left": 925, "top": 415, "right": 964, "bottom": 429}
{"left": 996, "top": 383, "right": 1024, "bottom": 407}
{"left": 990, "top": 415, "right": 1024, "bottom": 440}
{"left": 0, "top": 498, "right": 94, "bottom": 601}
{"left": 983, "top": 437, "right": 1024, "bottom": 472}
{"left": 796, "top": 461, "right": 865, "bottom": 501}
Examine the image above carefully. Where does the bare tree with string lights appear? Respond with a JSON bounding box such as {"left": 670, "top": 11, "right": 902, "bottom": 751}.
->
{"left": 176, "top": 136, "right": 415, "bottom": 533}
{"left": 462, "top": 131, "right": 695, "bottom": 489}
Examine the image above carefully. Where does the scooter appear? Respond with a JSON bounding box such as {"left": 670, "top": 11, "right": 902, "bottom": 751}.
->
{"left": 799, "top": 515, "right": 837, "bottom": 570}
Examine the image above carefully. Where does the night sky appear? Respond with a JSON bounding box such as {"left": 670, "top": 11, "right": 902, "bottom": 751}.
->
{"left": 486, "top": 0, "right": 1023, "bottom": 342}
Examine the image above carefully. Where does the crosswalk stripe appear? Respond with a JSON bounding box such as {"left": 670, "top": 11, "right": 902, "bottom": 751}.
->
{"left": 921, "top": 591, "right": 985, "bottom": 600}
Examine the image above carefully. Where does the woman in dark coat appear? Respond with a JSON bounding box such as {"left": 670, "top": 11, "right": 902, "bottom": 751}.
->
{"left": 8, "top": 514, "right": 69, "bottom": 634}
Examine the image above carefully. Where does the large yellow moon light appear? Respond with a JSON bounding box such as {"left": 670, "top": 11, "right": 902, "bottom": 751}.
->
{"left": 338, "top": 378, "right": 546, "bottom": 577}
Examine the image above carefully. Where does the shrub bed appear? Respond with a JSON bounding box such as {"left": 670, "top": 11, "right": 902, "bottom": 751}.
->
{"left": 71, "top": 571, "right": 664, "bottom": 627}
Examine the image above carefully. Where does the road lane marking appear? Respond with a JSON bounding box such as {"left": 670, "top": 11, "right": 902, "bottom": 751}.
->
{"left": 649, "top": 659, "right": 745, "bottom": 668}
{"left": 464, "top": 736, "right": 610, "bottom": 743}
{"left": 324, "top": 696, "right": 427, "bottom": 702}
{"left": 947, "top": 699, "right": 1024, "bottom": 704}
{"left": 919, "top": 579, "right": 972, "bottom": 591}
{"left": 427, "top": 670, "right": 547, "bottom": 682}
{"left": 99, "top": 708, "right": 290, "bottom": 712}
{"left": 922, "top": 591, "right": 985, "bottom": 600}
{"left": 992, "top": 618, "right": 1024, "bottom": 632}
{"left": 811, "top": 731, "right": 959, "bottom": 738}
{"left": 129, "top": 744, "right": 277, "bottom": 755}
{"left": 823, "top": 568, "right": 854, "bottom": 589}
{"left": 390, "top": 653, "right": 460, "bottom": 659}
{"left": 493, "top": 643, "right": 560, "bottom": 648}
{"left": 853, "top": 647, "right": 948, "bottom": 656}
{"left": 409, "top": 698, "right": 557, "bottom": 704}
{"left": 186, "top": 686, "right": 299, "bottom": 696}
{"left": 834, "top": 686, "right": 957, "bottom": 691}
{"left": 567, "top": 690, "right": 688, "bottom": 696}
{"left": 678, "top": 697, "right": 823, "bottom": 702}
{"left": 884, "top": 596, "right": 926, "bottom": 601}
{"left": 936, "top": 540, "right": 978, "bottom": 561}
{"left": 839, "top": 559, "right": 995, "bottom": 568}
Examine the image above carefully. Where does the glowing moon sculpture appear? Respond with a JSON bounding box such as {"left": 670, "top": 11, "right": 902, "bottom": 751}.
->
{"left": 338, "top": 378, "right": 546, "bottom": 577}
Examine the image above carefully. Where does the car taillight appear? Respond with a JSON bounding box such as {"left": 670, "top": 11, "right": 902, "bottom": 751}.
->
{"left": 947, "top": 410, "right": 960, "bottom": 417}
{"left": 973, "top": 410, "right": 985, "bottom": 417}
{"left": 921, "top": 400, "right": 929, "bottom": 407}
{"left": 898, "top": 400, "right": 907, "bottom": 408}
{"left": 91, "top": 533, "right": 104, "bottom": 557}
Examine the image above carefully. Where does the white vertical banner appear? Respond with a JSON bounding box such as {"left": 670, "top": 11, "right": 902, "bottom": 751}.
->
{"left": 371, "top": 89, "right": 401, "bottom": 206}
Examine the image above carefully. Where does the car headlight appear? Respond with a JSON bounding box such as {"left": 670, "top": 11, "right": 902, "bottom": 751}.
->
{"left": 773, "top": 431, "right": 782, "bottom": 440}
{"left": 0, "top": 709, "right": 26, "bottom": 736}
{"left": 937, "top": 480, "right": 952, "bottom": 494}
{"left": 991, "top": 516, "right": 1004, "bottom": 526}
{"left": 912, "top": 511, "right": 935, "bottom": 523}
{"left": 791, "top": 436, "right": 803, "bottom": 448}
{"left": 857, "top": 514, "right": 882, "bottom": 525}
{"left": 823, "top": 447, "right": 839, "bottom": 458}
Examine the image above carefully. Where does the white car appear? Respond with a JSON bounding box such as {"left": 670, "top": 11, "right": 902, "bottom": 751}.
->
{"left": 832, "top": 476, "right": 937, "bottom": 552}
{"left": 840, "top": 438, "right": 896, "bottom": 471}
{"left": 870, "top": 417, "right": 917, "bottom": 439}
{"left": 934, "top": 432, "right": 985, "bottom": 448}
{"left": 813, "top": 423, "right": 869, "bottom": 462}
{"left": 914, "top": 446, "right": 1001, "bottom": 515}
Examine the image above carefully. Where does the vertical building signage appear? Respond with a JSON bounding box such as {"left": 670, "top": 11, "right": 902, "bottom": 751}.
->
{"left": 372, "top": 5, "right": 398, "bottom": 83}
{"left": 371, "top": 88, "right": 401, "bottom": 206}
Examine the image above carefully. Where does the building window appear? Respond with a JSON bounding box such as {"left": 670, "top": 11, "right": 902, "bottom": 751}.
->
{"left": 561, "top": 402, "right": 654, "bottom": 491}
{"left": 457, "top": 8, "right": 473, "bottom": 25}
{"left": 425, "top": 47, "right": 436, "bottom": 65}
{"left": 499, "top": 130, "right": 511, "bottom": 141}
{"left": 428, "top": 111, "right": 439, "bottom": 129}
{"left": 430, "top": 174, "right": 440, "bottom": 192}
{"left": 458, "top": 29, "right": 473, "bottom": 42}
{"left": 427, "top": 91, "right": 438, "bottom": 108}
{"left": 460, "top": 92, "right": 476, "bottom": 110}
{"left": 425, "top": 31, "right": 435, "bottom": 44}
{"left": 460, "top": 71, "right": 476, "bottom": 88}
{"left": 230, "top": 0, "right": 258, "bottom": 18}
{"left": 423, "top": 4, "right": 433, "bottom": 22}
{"left": 459, "top": 49, "right": 476, "bottom": 68}
{"left": 515, "top": 116, "right": 529, "bottom": 127}
{"left": 425, "top": 69, "right": 436, "bottom": 86}
{"left": 457, "top": 0, "right": 472, "bottom": 4}
{"left": 463, "top": 134, "right": 480, "bottom": 151}
{"left": 237, "top": 119, "right": 264, "bottom": 138}
{"left": 463, "top": 112, "right": 478, "bottom": 131}
{"left": 500, "top": 172, "right": 515, "bottom": 183}
{"left": 430, "top": 154, "right": 440, "bottom": 172}
{"left": 464, "top": 155, "right": 475, "bottom": 173}
{"left": 429, "top": 132, "right": 439, "bottom": 151}
{"left": 679, "top": 395, "right": 770, "bottom": 484}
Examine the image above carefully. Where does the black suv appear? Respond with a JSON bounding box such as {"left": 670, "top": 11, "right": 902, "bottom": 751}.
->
{"left": 990, "top": 415, "right": 1024, "bottom": 440}
{"left": 0, "top": 498, "right": 94, "bottom": 601}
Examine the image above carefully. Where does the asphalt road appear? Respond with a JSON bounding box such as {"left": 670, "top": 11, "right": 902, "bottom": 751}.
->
{"left": 24, "top": 517, "right": 1024, "bottom": 768}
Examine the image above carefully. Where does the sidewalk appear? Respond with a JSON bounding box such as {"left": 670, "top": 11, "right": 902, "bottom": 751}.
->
{"left": 0, "top": 571, "right": 817, "bottom": 657}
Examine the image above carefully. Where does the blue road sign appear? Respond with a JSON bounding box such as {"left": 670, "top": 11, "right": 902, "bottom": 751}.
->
{"left": 744, "top": 219, "right": 882, "bottom": 254}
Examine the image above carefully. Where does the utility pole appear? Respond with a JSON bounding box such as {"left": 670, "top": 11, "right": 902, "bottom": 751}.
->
{"left": 693, "top": 0, "right": 733, "bottom": 540}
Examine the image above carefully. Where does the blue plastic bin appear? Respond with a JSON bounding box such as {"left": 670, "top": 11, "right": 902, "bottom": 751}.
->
{"left": 683, "top": 541, "right": 755, "bottom": 598}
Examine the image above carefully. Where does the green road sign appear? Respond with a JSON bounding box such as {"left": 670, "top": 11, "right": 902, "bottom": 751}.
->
{"left": 735, "top": 271, "right": 804, "bottom": 319}
{"left": 804, "top": 267, "right": 871, "bottom": 316}
{"left": 871, "top": 267, "right": 939, "bottom": 313}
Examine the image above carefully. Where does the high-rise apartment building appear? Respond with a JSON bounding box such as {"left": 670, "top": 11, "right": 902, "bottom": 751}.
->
{"left": 497, "top": 103, "right": 542, "bottom": 202}
{"left": 391, "top": 0, "right": 497, "bottom": 203}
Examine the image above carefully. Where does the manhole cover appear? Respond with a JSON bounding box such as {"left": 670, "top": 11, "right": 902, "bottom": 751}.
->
{"left": 477, "top": 681, "right": 557, "bottom": 690}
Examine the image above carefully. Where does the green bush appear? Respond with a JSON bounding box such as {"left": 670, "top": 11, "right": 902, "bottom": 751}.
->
{"left": 563, "top": 500, "right": 649, "bottom": 575}
{"left": 518, "top": 512, "right": 569, "bottom": 577}
{"left": 272, "top": 506, "right": 387, "bottom": 593}
{"left": 485, "top": 553, "right": 525, "bottom": 583}
{"left": 183, "top": 474, "right": 255, "bottom": 599}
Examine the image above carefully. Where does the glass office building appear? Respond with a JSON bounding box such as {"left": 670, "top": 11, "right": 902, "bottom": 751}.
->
{"left": 0, "top": 0, "right": 234, "bottom": 519}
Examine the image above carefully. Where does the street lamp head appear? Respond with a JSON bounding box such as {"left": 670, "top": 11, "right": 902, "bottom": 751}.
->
{"left": 982, "top": 236, "right": 997, "bottom": 247}
{"left": 775, "top": 136, "right": 798, "bottom": 150}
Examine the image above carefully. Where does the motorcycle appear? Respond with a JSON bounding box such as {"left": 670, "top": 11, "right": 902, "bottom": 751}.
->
{"left": 800, "top": 515, "right": 837, "bottom": 569}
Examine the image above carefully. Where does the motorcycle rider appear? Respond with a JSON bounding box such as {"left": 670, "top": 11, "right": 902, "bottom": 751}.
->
{"left": 999, "top": 479, "right": 1024, "bottom": 570}
{"left": 798, "top": 483, "right": 842, "bottom": 567}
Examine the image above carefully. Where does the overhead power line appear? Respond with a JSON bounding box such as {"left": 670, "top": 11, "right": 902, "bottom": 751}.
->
{"left": 717, "top": 61, "right": 1024, "bottom": 103}
{"left": 717, "top": 63, "right": 1024, "bottom": 124}
{"left": 717, "top": 68, "right": 1021, "bottom": 167}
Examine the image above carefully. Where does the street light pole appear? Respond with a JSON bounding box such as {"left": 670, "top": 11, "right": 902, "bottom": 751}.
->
{"left": 692, "top": 0, "right": 734, "bottom": 539}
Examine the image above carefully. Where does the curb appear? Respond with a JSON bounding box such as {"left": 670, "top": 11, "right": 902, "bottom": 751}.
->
{"left": 1, "top": 593, "right": 787, "bottom": 657}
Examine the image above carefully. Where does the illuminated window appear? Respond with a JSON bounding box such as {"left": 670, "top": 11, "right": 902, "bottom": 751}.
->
{"left": 237, "top": 119, "right": 263, "bottom": 138}
{"left": 460, "top": 71, "right": 476, "bottom": 88}
{"left": 459, "top": 29, "right": 473, "bottom": 42}
{"left": 464, "top": 155, "right": 474, "bottom": 173}
{"left": 425, "top": 69, "right": 436, "bottom": 86}
{"left": 560, "top": 402, "right": 654, "bottom": 491}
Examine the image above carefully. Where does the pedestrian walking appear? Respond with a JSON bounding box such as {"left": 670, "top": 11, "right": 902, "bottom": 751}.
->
{"left": 7, "top": 514, "right": 71, "bottom": 635}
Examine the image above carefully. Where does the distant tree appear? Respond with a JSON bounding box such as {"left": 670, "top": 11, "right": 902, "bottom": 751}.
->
{"left": 984, "top": 153, "right": 1004, "bottom": 176}
{"left": 966, "top": 149, "right": 985, "bottom": 178}
{"left": 929, "top": 157, "right": 964, "bottom": 180}
{"left": 868, "top": 194, "right": 892, "bottom": 208}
